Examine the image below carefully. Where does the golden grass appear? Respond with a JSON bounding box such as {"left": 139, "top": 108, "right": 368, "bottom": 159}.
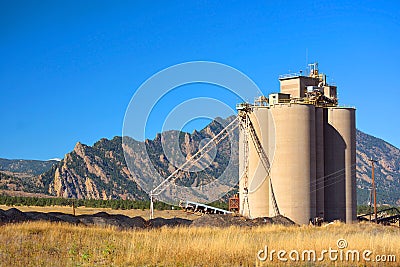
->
{"left": 0, "top": 221, "right": 399, "bottom": 266}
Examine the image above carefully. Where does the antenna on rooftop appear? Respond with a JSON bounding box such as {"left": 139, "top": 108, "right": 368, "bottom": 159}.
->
{"left": 305, "top": 48, "right": 308, "bottom": 68}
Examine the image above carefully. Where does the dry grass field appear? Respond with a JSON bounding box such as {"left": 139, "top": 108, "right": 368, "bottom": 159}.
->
{"left": 0, "top": 215, "right": 399, "bottom": 266}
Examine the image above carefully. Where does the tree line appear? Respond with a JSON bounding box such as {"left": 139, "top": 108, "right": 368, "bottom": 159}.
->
{"left": 0, "top": 195, "right": 173, "bottom": 210}
{"left": 357, "top": 205, "right": 400, "bottom": 215}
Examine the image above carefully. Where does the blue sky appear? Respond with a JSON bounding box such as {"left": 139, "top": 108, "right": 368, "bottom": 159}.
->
{"left": 1, "top": 0, "right": 399, "bottom": 160}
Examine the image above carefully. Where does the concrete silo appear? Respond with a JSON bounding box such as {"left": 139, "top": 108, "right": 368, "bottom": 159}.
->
{"left": 238, "top": 63, "right": 356, "bottom": 224}
{"left": 238, "top": 104, "right": 274, "bottom": 218}
{"left": 268, "top": 104, "right": 316, "bottom": 225}
{"left": 325, "top": 108, "right": 357, "bottom": 223}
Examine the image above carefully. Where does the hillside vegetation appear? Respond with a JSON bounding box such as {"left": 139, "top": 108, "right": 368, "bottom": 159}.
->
{"left": 0, "top": 158, "right": 57, "bottom": 175}
{"left": 0, "top": 172, "right": 44, "bottom": 194}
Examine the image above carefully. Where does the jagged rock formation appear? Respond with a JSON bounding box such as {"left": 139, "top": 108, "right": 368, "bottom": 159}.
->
{"left": 42, "top": 116, "right": 237, "bottom": 201}
{"left": 43, "top": 139, "right": 149, "bottom": 200}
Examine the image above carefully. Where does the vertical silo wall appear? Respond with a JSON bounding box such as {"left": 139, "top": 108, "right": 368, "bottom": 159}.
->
{"left": 315, "top": 107, "right": 325, "bottom": 218}
{"left": 326, "top": 108, "right": 356, "bottom": 223}
{"left": 269, "top": 104, "right": 316, "bottom": 224}
{"left": 239, "top": 107, "right": 272, "bottom": 218}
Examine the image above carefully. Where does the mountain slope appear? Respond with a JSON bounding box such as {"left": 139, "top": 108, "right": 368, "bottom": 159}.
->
{"left": 0, "top": 171, "right": 46, "bottom": 193}
{"left": 40, "top": 117, "right": 237, "bottom": 201}
{"left": 0, "top": 158, "right": 58, "bottom": 195}
{"left": 41, "top": 138, "right": 148, "bottom": 200}
{"left": 0, "top": 158, "right": 58, "bottom": 175}
{"left": 356, "top": 130, "right": 400, "bottom": 205}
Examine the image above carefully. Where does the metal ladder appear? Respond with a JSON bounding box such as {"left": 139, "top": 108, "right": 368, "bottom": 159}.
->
{"left": 245, "top": 114, "right": 280, "bottom": 216}
{"left": 240, "top": 115, "right": 251, "bottom": 218}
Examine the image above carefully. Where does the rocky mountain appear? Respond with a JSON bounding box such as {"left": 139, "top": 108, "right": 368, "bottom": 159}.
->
{"left": 40, "top": 138, "right": 148, "bottom": 200}
{"left": 39, "top": 116, "right": 237, "bottom": 202}
{"left": 356, "top": 130, "right": 400, "bottom": 205}
{"left": 1, "top": 117, "right": 399, "bottom": 206}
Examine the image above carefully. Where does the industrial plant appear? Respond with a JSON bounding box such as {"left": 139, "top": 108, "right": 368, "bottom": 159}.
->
{"left": 147, "top": 63, "right": 356, "bottom": 225}
{"left": 237, "top": 63, "right": 356, "bottom": 225}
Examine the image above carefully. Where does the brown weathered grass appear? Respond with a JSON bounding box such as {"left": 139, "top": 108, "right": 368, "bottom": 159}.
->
{"left": 0, "top": 221, "right": 399, "bottom": 266}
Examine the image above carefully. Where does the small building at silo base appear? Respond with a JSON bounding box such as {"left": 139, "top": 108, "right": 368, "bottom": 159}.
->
{"left": 238, "top": 63, "right": 356, "bottom": 225}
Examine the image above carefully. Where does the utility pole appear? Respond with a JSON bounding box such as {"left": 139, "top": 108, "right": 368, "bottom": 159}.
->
{"left": 72, "top": 201, "right": 76, "bottom": 216}
{"left": 150, "top": 191, "right": 154, "bottom": 220}
{"left": 369, "top": 158, "right": 378, "bottom": 223}
{"left": 369, "top": 187, "right": 372, "bottom": 222}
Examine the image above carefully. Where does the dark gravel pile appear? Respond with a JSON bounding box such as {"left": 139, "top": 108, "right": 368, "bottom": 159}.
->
{"left": 0, "top": 208, "right": 296, "bottom": 229}
{"left": 3, "top": 208, "right": 29, "bottom": 223}
{"left": 0, "top": 208, "right": 148, "bottom": 229}
{"left": 0, "top": 209, "right": 8, "bottom": 225}
{"left": 191, "top": 214, "right": 296, "bottom": 227}
{"left": 47, "top": 212, "right": 81, "bottom": 224}
{"left": 270, "top": 215, "right": 297, "bottom": 226}
{"left": 25, "top": 211, "right": 64, "bottom": 222}
{"left": 149, "top": 217, "right": 192, "bottom": 228}
{"left": 77, "top": 213, "right": 147, "bottom": 229}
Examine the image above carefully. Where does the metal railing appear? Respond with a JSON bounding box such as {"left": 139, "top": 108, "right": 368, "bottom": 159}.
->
{"left": 278, "top": 72, "right": 303, "bottom": 79}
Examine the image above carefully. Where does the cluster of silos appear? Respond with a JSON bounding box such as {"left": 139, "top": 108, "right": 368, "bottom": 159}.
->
{"left": 238, "top": 68, "right": 356, "bottom": 225}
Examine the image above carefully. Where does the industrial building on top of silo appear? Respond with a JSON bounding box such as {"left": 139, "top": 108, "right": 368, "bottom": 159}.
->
{"left": 237, "top": 63, "right": 356, "bottom": 225}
